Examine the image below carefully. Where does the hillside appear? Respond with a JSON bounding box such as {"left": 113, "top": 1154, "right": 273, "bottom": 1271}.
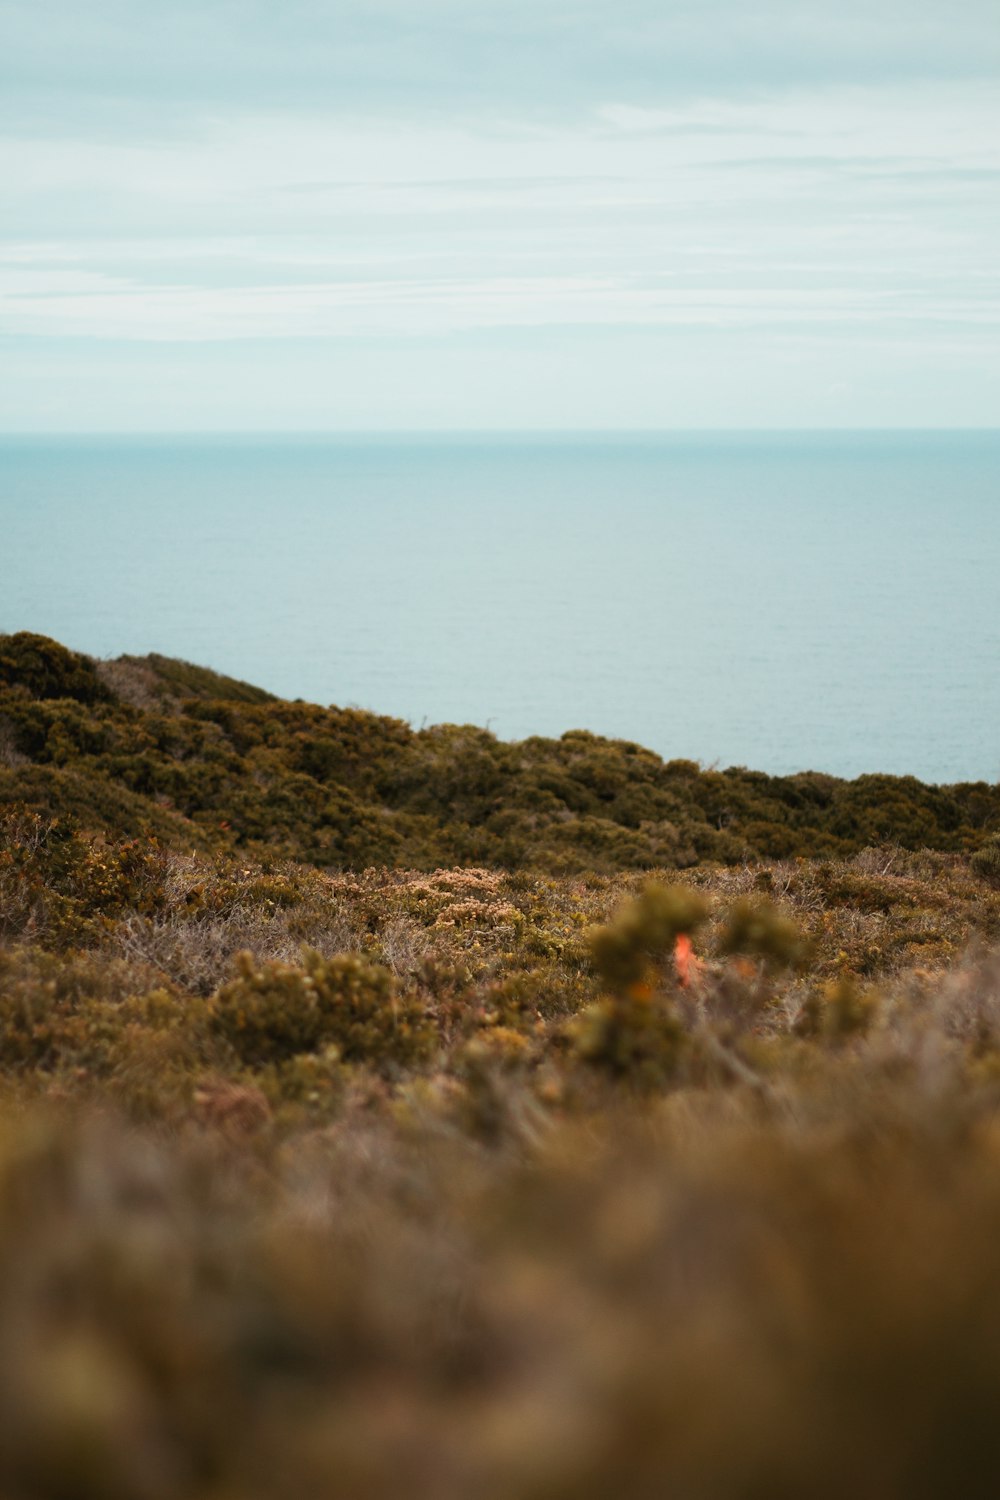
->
{"left": 2, "top": 632, "right": 998, "bottom": 872}
{"left": 6, "top": 631, "right": 1000, "bottom": 1494}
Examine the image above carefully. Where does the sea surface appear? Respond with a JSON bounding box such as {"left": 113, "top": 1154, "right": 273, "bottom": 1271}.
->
{"left": 2, "top": 432, "right": 998, "bottom": 784}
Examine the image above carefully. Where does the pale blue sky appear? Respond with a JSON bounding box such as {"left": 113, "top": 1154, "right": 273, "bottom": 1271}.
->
{"left": 2, "top": 0, "right": 999, "bottom": 430}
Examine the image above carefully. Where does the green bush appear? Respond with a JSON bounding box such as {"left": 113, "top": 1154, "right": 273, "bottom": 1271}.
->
{"left": 716, "top": 898, "right": 807, "bottom": 970}
{"left": 573, "top": 992, "right": 688, "bottom": 1087}
{"left": 0, "top": 947, "right": 206, "bottom": 1085}
{"left": 211, "top": 948, "right": 435, "bottom": 1069}
{"left": 588, "top": 883, "right": 709, "bottom": 995}
{"left": 971, "top": 838, "right": 1000, "bottom": 886}
{"left": 4, "top": 636, "right": 1000, "bottom": 874}
{"left": 0, "top": 805, "right": 168, "bottom": 946}
{"left": 573, "top": 882, "right": 706, "bottom": 1088}
{"left": 0, "top": 632, "right": 114, "bottom": 706}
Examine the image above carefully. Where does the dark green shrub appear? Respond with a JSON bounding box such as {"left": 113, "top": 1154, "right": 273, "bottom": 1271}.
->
{"left": 4, "top": 636, "right": 1000, "bottom": 873}
{"left": 211, "top": 951, "right": 332, "bottom": 1064}
{"left": 0, "top": 633, "right": 114, "bottom": 705}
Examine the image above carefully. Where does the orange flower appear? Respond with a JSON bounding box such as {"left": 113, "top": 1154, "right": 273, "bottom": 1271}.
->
{"left": 674, "top": 933, "right": 699, "bottom": 988}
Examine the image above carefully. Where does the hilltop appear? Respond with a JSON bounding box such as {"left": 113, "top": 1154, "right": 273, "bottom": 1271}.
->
{"left": 2, "top": 632, "right": 998, "bottom": 873}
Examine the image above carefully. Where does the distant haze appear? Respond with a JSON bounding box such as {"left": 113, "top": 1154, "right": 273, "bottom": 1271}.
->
{"left": 2, "top": 1, "right": 999, "bottom": 431}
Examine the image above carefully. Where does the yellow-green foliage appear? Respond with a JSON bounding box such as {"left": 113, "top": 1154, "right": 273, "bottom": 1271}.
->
{"left": 2, "top": 824, "right": 999, "bottom": 1118}
{"left": 717, "top": 897, "right": 807, "bottom": 969}
{"left": 573, "top": 991, "right": 688, "bottom": 1085}
{"left": 0, "top": 948, "right": 212, "bottom": 1124}
{"left": 575, "top": 883, "right": 707, "bottom": 1086}
{"left": 0, "top": 804, "right": 167, "bottom": 947}
{"left": 588, "top": 882, "right": 708, "bottom": 993}
{"left": 972, "top": 837, "right": 1000, "bottom": 886}
{"left": 212, "top": 947, "right": 434, "bottom": 1069}
{"left": 796, "top": 976, "right": 880, "bottom": 1041}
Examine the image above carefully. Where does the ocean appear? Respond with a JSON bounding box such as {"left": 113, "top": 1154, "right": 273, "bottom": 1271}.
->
{"left": 2, "top": 431, "right": 998, "bottom": 784}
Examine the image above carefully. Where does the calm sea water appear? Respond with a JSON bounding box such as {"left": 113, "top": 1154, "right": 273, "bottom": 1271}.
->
{"left": 2, "top": 432, "right": 998, "bottom": 784}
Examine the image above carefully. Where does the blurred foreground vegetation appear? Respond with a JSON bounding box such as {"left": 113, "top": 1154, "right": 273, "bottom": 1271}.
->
{"left": 3, "top": 633, "right": 1000, "bottom": 1497}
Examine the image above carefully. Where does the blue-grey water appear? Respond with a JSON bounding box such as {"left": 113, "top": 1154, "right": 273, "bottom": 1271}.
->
{"left": 2, "top": 432, "right": 998, "bottom": 784}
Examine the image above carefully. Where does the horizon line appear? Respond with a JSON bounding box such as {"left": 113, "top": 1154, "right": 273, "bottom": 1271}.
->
{"left": 2, "top": 425, "right": 999, "bottom": 441}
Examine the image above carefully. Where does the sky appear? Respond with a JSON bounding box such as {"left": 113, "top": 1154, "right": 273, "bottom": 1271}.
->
{"left": 2, "top": 0, "right": 999, "bottom": 431}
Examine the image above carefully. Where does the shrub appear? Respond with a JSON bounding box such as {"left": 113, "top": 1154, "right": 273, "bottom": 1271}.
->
{"left": 795, "top": 978, "right": 879, "bottom": 1041}
{"left": 588, "top": 883, "right": 709, "bottom": 996}
{"left": 971, "top": 839, "right": 1000, "bottom": 887}
{"left": 0, "top": 633, "right": 114, "bottom": 705}
{"left": 0, "top": 805, "right": 168, "bottom": 946}
{"left": 573, "top": 991, "right": 688, "bottom": 1087}
{"left": 256, "top": 1049, "right": 345, "bottom": 1122}
{"left": 574, "top": 882, "right": 705, "bottom": 1088}
{"left": 0, "top": 946, "right": 209, "bottom": 1087}
{"left": 716, "top": 898, "right": 806, "bottom": 970}
{"left": 211, "top": 948, "right": 435, "bottom": 1069}
{"left": 5, "top": 635, "right": 1000, "bottom": 873}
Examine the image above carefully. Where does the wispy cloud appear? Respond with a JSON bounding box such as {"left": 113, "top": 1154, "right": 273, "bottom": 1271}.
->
{"left": 1, "top": 2, "right": 998, "bottom": 427}
{"left": 4, "top": 268, "right": 998, "bottom": 343}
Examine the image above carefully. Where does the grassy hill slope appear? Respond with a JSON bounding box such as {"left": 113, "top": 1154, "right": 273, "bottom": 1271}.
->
{"left": 6, "top": 634, "right": 1000, "bottom": 1495}
{"left": 2, "top": 632, "right": 998, "bottom": 872}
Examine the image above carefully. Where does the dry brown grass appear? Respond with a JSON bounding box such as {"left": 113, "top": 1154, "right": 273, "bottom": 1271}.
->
{"left": 4, "top": 819, "right": 1000, "bottom": 1494}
